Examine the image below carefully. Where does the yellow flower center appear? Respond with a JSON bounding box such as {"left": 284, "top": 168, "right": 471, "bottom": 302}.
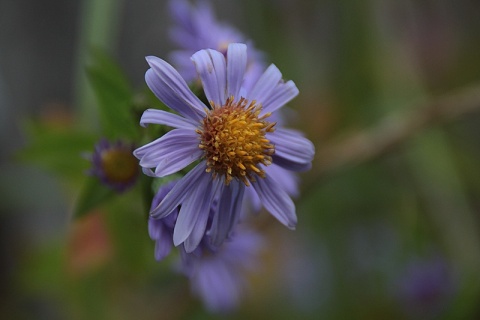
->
{"left": 101, "top": 149, "right": 138, "bottom": 184}
{"left": 197, "top": 96, "right": 276, "bottom": 186}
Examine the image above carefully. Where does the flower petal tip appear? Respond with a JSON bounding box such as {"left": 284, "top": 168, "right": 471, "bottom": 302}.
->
{"left": 145, "top": 55, "right": 155, "bottom": 62}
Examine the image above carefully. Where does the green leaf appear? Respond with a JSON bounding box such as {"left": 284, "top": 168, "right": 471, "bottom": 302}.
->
{"left": 17, "top": 120, "right": 97, "bottom": 180}
{"left": 74, "top": 176, "right": 116, "bottom": 218}
{"left": 87, "top": 49, "right": 138, "bottom": 140}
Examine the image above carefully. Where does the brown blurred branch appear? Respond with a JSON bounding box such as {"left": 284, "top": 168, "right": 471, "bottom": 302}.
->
{"left": 309, "top": 83, "right": 480, "bottom": 183}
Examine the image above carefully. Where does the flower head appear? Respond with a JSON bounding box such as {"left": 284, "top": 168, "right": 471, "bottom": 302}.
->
{"left": 134, "top": 43, "right": 314, "bottom": 252}
{"left": 89, "top": 139, "right": 138, "bottom": 192}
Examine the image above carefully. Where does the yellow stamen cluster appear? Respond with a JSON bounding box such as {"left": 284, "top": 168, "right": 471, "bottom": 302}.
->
{"left": 101, "top": 149, "right": 138, "bottom": 184}
{"left": 197, "top": 96, "right": 276, "bottom": 186}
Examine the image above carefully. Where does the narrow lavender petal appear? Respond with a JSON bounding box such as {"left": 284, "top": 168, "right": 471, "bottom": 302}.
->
{"left": 173, "top": 173, "right": 214, "bottom": 248}
{"left": 246, "top": 64, "right": 282, "bottom": 103}
{"left": 191, "top": 49, "right": 227, "bottom": 106}
{"left": 148, "top": 218, "right": 162, "bottom": 239}
{"left": 268, "top": 128, "right": 315, "bottom": 172}
{"left": 141, "top": 167, "right": 157, "bottom": 177}
{"left": 266, "top": 164, "right": 299, "bottom": 198}
{"left": 154, "top": 148, "right": 203, "bottom": 177}
{"left": 173, "top": 194, "right": 199, "bottom": 247}
{"left": 240, "top": 60, "right": 264, "bottom": 95}
{"left": 183, "top": 178, "right": 220, "bottom": 252}
{"left": 145, "top": 57, "right": 207, "bottom": 120}
{"left": 252, "top": 175, "right": 297, "bottom": 229}
{"left": 209, "top": 180, "right": 245, "bottom": 247}
{"left": 183, "top": 203, "right": 211, "bottom": 254}
{"left": 244, "top": 185, "right": 262, "bottom": 213}
{"left": 150, "top": 162, "right": 206, "bottom": 218}
{"left": 154, "top": 236, "right": 173, "bottom": 261}
{"left": 261, "top": 80, "right": 299, "bottom": 115}
{"left": 183, "top": 209, "right": 209, "bottom": 253}
{"left": 226, "top": 43, "right": 247, "bottom": 98}
{"left": 272, "top": 155, "right": 312, "bottom": 172}
{"left": 140, "top": 109, "right": 197, "bottom": 129}
{"left": 134, "top": 129, "right": 201, "bottom": 176}
{"left": 134, "top": 129, "right": 196, "bottom": 160}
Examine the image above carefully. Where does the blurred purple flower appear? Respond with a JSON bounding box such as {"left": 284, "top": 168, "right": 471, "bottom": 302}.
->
{"left": 134, "top": 43, "right": 314, "bottom": 252}
{"left": 89, "top": 139, "right": 138, "bottom": 192}
{"left": 397, "top": 255, "right": 456, "bottom": 318}
{"left": 179, "top": 227, "right": 263, "bottom": 313}
{"left": 168, "top": 0, "right": 265, "bottom": 89}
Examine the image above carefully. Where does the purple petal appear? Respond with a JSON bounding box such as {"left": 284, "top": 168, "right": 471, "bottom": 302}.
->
{"left": 192, "top": 261, "right": 241, "bottom": 312}
{"left": 145, "top": 57, "right": 207, "bottom": 121}
{"left": 173, "top": 174, "right": 215, "bottom": 249}
{"left": 240, "top": 60, "right": 264, "bottom": 96}
{"left": 183, "top": 178, "right": 221, "bottom": 252}
{"left": 168, "top": 0, "right": 191, "bottom": 33}
{"left": 246, "top": 64, "right": 282, "bottom": 103}
{"left": 148, "top": 218, "right": 174, "bottom": 261}
{"left": 154, "top": 236, "right": 173, "bottom": 261}
{"left": 252, "top": 175, "right": 297, "bottom": 229}
{"left": 134, "top": 129, "right": 202, "bottom": 176}
{"left": 183, "top": 211, "right": 209, "bottom": 253}
{"left": 140, "top": 109, "right": 197, "bottom": 129}
{"left": 268, "top": 128, "right": 315, "bottom": 172}
{"left": 191, "top": 49, "right": 227, "bottom": 106}
{"left": 208, "top": 180, "right": 245, "bottom": 247}
{"left": 266, "top": 164, "right": 299, "bottom": 198}
{"left": 141, "top": 167, "right": 158, "bottom": 177}
{"left": 226, "top": 43, "right": 247, "bottom": 99}
{"left": 261, "top": 80, "right": 299, "bottom": 115}
{"left": 148, "top": 218, "right": 162, "bottom": 240}
{"left": 150, "top": 162, "right": 207, "bottom": 218}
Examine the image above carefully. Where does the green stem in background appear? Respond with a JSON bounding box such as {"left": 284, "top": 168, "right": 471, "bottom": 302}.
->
{"left": 406, "top": 129, "right": 480, "bottom": 269}
{"left": 310, "top": 83, "right": 480, "bottom": 182}
{"left": 73, "top": 0, "right": 124, "bottom": 128}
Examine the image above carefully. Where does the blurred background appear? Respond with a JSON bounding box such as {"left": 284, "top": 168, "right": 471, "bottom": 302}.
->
{"left": 2, "top": 0, "right": 480, "bottom": 319}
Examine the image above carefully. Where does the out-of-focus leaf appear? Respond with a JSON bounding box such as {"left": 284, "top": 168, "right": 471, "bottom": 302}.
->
{"left": 74, "top": 176, "right": 115, "bottom": 218}
{"left": 20, "top": 241, "right": 65, "bottom": 294}
{"left": 87, "top": 49, "right": 138, "bottom": 140}
{"left": 105, "top": 189, "right": 154, "bottom": 273}
{"left": 17, "top": 120, "right": 96, "bottom": 180}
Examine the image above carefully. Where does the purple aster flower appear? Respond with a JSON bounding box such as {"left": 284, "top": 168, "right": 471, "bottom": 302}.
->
{"left": 168, "top": 0, "right": 265, "bottom": 88}
{"left": 168, "top": 0, "right": 302, "bottom": 205}
{"left": 89, "top": 139, "right": 138, "bottom": 192}
{"left": 134, "top": 43, "right": 315, "bottom": 252}
{"left": 179, "top": 227, "right": 263, "bottom": 313}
